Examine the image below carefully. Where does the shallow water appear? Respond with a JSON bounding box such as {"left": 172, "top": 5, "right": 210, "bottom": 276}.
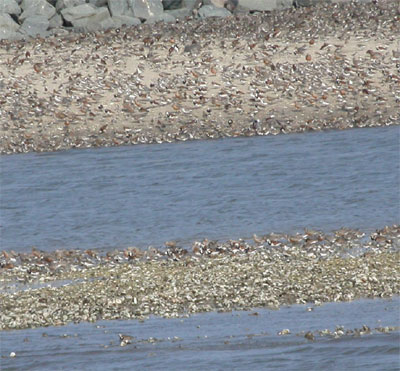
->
{"left": 1, "top": 126, "right": 399, "bottom": 252}
{"left": 1, "top": 297, "right": 399, "bottom": 370}
{"left": 1, "top": 127, "right": 400, "bottom": 369}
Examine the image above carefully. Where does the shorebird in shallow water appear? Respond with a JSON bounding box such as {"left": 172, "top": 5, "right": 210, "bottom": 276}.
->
{"left": 119, "top": 334, "right": 133, "bottom": 346}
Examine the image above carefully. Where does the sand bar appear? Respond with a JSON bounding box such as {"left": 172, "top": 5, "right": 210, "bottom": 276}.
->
{"left": 1, "top": 225, "right": 399, "bottom": 330}
{"left": 1, "top": 1, "right": 399, "bottom": 154}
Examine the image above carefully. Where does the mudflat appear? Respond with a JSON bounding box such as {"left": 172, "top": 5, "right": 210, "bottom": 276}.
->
{"left": 1, "top": 1, "right": 399, "bottom": 154}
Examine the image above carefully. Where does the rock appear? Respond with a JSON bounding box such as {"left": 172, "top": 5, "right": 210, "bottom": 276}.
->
{"left": 209, "top": 0, "right": 226, "bottom": 7}
{"left": 108, "top": 0, "right": 129, "bottom": 16}
{"left": 49, "top": 27, "right": 69, "bottom": 36}
{"left": 128, "top": 0, "right": 164, "bottom": 20}
{"left": 238, "top": 0, "right": 292, "bottom": 11}
{"left": 0, "top": 0, "right": 21, "bottom": 15}
{"left": 294, "top": 0, "right": 322, "bottom": 6}
{"left": 162, "top": 0, "right": 183, "bottom": 9}
{"left": 19, "top": 15, "right": 50, "bottom": 37}
{"left": 112, "top": 14, "right": 141, "bottom": 26}
{"left": 198, "top": 4, "right": 232, "bottom": 17}
{"left": 191, "top": 0, "right": 238, "bottom": 12}
{"left": 183, "top": 0, "right": 198, "bottom": 8}
{"left": 0, "top": 12, "right": 19, "bottom": 31}
{"left": 61, "top": 4, "right": 98, "bottom": 22}
{"left": 165, "top": 7, "right": 191, "bottom": 18}
{"left": 197, "top": 0, "right": 239, "bottom": 8}
{"left": 49, "top": 12, "right": 63, "bottom": 28}
{"left": 55, "top": 0, "right": 86, "bottom": 12}
{"left": 0, "top": 12, "right": 20, "bottom": 39}
{"left": 88, "top": 0, "right": 108, "bottom": 6}
{"left": 225, "top": 0, "right": 238, "bottom": 11}
{"left": 276, "top": 0, "right": 293, "bottom": 9}
{"left": 146, "top": 12, "right": 175, "bottom": 22}
{"left": 97, "top": 15, "right": 115, "bottom": 30}
{"left": 20, "top": 0, "right": 56, "bottom": 20}
{"left": 69, "top": 6, "right": 113, "bottom": 31}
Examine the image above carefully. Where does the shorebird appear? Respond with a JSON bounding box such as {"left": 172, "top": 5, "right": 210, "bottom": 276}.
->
{"left": 119, "top": 334, "right": 133, "bottom": 346}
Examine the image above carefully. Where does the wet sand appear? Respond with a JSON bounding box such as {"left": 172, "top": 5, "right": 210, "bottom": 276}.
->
{"left": 1, "top": 1, "right": 399, "bottom": 154}
{"left": 1, "top": 225, "right": 399, "bottom": 330}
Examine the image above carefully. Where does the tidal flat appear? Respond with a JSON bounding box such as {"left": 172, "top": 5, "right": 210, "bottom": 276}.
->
{"left": 1, "top": 225, "right": 399, "bottom": 331}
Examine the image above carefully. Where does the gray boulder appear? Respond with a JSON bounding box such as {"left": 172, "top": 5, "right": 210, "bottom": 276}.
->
{"left": 128, "top": 0, "right": 164, "bottom": 20}
{"left": 198, "top": 4, "right": 231, "bottom": 17}
{"left": 293, "top": 0, "right": 319, "bottom": 6}
{"left": 190, "top": 0, "right": 231, "bottom": 9}
{"left": 61, "top": 3, "right": 98, "bottom": 22}
{"left": 146, "top": 12, "right": 175, "bottom": 22}
{"left": 162, "top": 0, "right": 183, "bottom": 9}
{"left": 0, "top": 12, "right": 19, "bottom": 29}
{"left": 63, "top": 6, "right": 114, "bottom": 31}
{"left": 238, "top": 0, "right": 292, "bottom": 11}
{"left": 294, "top": 0, "right": 333, "bottom": 6}
{"left": 112, "top": 14, "right": 141, "bottom": 26}
{"left": 0, "top": 12, "right": 20, "bottom": 39}
{"left": 20, "top": 14, "right": 50, "bottom": 36}
{"left": 108, "top": 0, "right": 129, "bottom": 16}
{"left": 225, "top": 0, "right": 238, "bottom": 11}
{"left": 208, "top": 0, "right": 226, "bottom": 7}
{"left": 88, "top": 0, "right": 108, "bottom": 5}
{"left": 183, "top": 0, "right": 198, "bottom": 7}
{"left": 49, "top": 12, "right": 63, "bottom": 27}
{"left": 165, "top": 7, "right": 191, "bottom": 18}
{"left": 55, "top": 0, "right": 86, "bottom": 12}
{"left": 0, "top": 0, "right": 21, "bottom": 15}
{"left": 96, "top": 14, "right": 115, "bottom": 30}
{"left": 20, "top": 0, "right": 56, "bottom": 20}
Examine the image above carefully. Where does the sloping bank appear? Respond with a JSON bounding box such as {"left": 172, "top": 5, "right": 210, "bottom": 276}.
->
{"left": 0, "top": 1, "right": 399, "bottom": 154}
{"left": 1, "top": 225, "right": 399, "bottom": 330}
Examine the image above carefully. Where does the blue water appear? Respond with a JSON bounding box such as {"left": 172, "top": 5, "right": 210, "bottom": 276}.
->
{"left": 1, "top": 297, "right": 399, "bottom": 370}
{"left": 1, "top": 126, "right": 399, "bottom": 370}
{"left": 1, "top": 126, "right": 399, "bottom": 252}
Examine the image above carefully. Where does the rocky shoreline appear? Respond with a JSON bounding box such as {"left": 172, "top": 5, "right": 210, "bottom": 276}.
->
{"left": 1, "top": 1, "right": 399, "bottom": 154}
{"left": 0, "top": 0, "right": 294, "bottom": 40}
{"left": 1, "top": 225, "right": 399, "bottom": 330}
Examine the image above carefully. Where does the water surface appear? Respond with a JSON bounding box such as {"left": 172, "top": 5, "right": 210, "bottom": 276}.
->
{"left": 1, "top": 127, "right": 399, "bottom": 370}
{"left": 1, "top": 126, "right": 399, "bottom": 252}
{"left": 1, "top": 297, "right": 399, "bottom": 370}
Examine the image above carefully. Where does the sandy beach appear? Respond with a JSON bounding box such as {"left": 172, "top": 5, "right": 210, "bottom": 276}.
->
{"left": 1, "top": 1, "right": 399, "bottom": 154}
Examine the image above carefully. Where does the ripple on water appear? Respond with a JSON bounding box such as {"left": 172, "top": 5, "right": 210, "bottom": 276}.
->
{"left": 1, "top": 297, "right": 399, "bottom": 370}
{"left": 0, "top": 126, "right": 399, "bottom": 252}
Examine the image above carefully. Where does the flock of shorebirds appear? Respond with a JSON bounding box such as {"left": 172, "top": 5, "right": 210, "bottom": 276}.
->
{"left": 0, "top": 1, "right": 399, "bottom": 154}
{"left": 1, "top": 224, "right": 398, "bottom": 330}
{"left": 0, "top": 1, "right": 399, "bottom": 337}
{"left": 1, "top": 225, "right": 398, "bottom": 279}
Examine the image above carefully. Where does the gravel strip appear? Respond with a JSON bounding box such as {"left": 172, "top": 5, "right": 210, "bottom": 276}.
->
{"left": 1, "top": 225, "right": 399, "bottom": 330}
